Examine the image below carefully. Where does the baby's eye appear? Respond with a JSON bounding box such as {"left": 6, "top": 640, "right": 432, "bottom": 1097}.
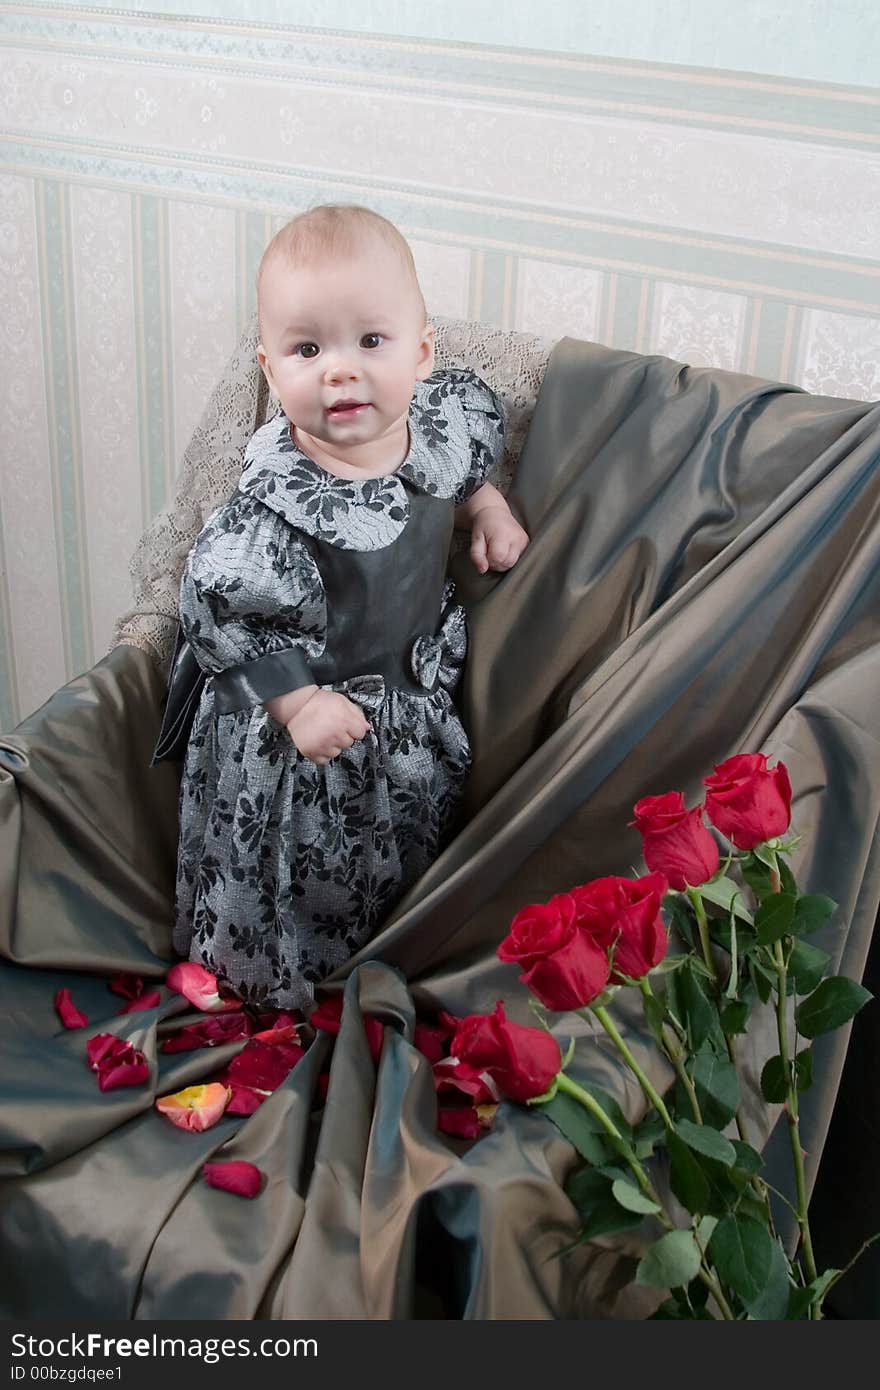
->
{"left": 360, "top": 333, "right": 383, "bottom": 350}
{"left": 295, "top": 342, "right": 320, "bottom": 358}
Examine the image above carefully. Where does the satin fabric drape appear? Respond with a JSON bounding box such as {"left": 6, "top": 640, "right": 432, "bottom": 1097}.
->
{"left": 1, "top": 338, "right": 878, "bottom": 1318}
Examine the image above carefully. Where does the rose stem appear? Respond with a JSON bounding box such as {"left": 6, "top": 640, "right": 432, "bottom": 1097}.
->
{"left": 591, "top": 1004, "right": 675, "bottom": 1131}
{"left": 767, "top": 860, "right": 819, "bottom": 1314}
{"left": 637, "top": 976, "right": 702, "bottom": 1123}
{"left": 554, "top": 1071, "right": 734, "bottom": 1318}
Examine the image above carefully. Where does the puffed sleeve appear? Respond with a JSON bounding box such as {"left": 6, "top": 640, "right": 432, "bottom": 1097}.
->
{"left": 453, "top": 370, "right": 506, "bottom": 505}
{"left": 180, "top": 491, "right": 326, "bottom": 711}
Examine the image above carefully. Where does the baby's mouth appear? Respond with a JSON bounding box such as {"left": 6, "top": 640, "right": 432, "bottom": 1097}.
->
{"left": 327, "top": 399, "right": 370, "bottom": 416}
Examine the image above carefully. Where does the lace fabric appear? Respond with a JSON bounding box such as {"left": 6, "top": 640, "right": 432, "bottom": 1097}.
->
{"left": 112, "top": 316, "right": 553, "bottom": 670}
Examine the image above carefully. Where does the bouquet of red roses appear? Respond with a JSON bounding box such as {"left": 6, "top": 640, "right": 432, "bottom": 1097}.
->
{"left": 441, "top": 753, "right": 875, "bottom": 1320}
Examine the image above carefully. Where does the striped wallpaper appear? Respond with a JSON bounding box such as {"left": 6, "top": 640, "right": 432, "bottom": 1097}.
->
{"left": 1, "top": 3, "right": 878, "bottom": 726}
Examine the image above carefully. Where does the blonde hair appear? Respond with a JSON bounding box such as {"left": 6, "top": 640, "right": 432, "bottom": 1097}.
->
{"left": 256, "top": 204, "right": 426, "bottom": 324}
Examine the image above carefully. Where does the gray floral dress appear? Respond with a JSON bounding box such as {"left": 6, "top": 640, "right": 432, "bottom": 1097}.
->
{"left": 173, "top": 368, "right": 505, "bottom": 1011}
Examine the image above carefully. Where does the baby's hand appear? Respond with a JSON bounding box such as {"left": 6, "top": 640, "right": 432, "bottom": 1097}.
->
{"left": 470, "top": 505, "right": 530, "bottom": 575}
{"left": 286, "top": 690, "right": 370, "bottom": 766}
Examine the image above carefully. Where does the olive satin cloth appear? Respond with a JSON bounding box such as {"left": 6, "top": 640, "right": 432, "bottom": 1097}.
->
{"left": 1, "top": 337, "right": 878, "bottom": 1319}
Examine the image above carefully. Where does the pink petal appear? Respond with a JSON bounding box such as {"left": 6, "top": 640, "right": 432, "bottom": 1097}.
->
{"left": 54, "top": 987, "right": 88, "bottom": 1030}
{"left": 155, "top": 1083, "right": 231, "bottom": 1131}
{"left": 108, "top": 973, "right": 145, "bottom": 1000}
{"left": 117, "top": 990, "right": 162, "bottom": 1015}
{"left": 166, "top": 962, "right": 241, "bottom": 1013}
{"left": 203, "top": 1160, "right": 264, "bottom": 1198}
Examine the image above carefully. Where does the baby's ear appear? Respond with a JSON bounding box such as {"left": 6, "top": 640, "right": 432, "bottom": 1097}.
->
{"left": 256, "top": 343, "right": 276, "bottom": 393}
{"left": 415, "top": 322, "right": 436, "bottom": 381}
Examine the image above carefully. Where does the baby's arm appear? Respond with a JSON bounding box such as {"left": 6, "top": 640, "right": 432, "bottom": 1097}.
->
{"left": 265, "top": 686, "right": 370, "bottom": 766}
{"left": 455, "top": 482, "right": 530, "bottom": 575}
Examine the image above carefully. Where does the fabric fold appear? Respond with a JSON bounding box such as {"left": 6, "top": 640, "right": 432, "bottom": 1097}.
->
{"left": 1, "top": 335, "right": 878, "bottom": 1318}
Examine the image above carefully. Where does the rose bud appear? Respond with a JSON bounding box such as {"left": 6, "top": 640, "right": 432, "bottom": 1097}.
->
{"left": 630, "top": 791, "right": 720, "bottom": 891}
{"left": 703, "top": 753, "right": 793, "bottom": 850}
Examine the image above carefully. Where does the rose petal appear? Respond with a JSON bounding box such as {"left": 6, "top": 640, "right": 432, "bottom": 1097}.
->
{"left": 203, "top": 1160, "right": 264, "bottom": 1199}
{"left": 86, "top": 1032, "right": 150, "bottom": 1090}
{"left": 309, "top": 995, "right": 344, "bottom": 1034}
{"left": 252, "top": 1011, "right": 302, "bottom": 1044}
{"left": 310, "top": 995, "right": 383, "bottom": 1063}
{"left": 437, "top": 1106, "right": 482, "bottom": 1139}
{"left": 54, "top": 987, "right": 88, "bottom": 1030}
{"left": 117, "top": 990, "right": 162, "bottom": 1015}
{"left": 155, "top": 1082, "right": 231, "bottom": 1131}
{"left": 160, "top": 1012, "right": 252, "bottom": 1054}
{"left": 166, "top": 962, "right": 241, "bottom": 1013}
{"left": 413, "top": 1021, "right": 449, "bottom": 1065}
{"left": 433, "top": 1056, "right": 499, "bottom": 1105}
{"left": 108, "top": 973, "right": 145, "bottom": 1000}
{"left": 98, "top": 1059, "right": 151, "bottom": 1092}
{"left": 224, "top": 1083, "right": 266, "bottom": 1115}
{"left": 227, "top": 1038, "right": 303, "bottom": 1092}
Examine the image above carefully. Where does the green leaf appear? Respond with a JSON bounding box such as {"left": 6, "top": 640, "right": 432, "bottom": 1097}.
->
{"left": 611, "top": 1178, "right": 661, "bottom": 1215}
{"left": 633, "top": 1108, "right": 667, "bottom": 1160}
{"left": 755, "top": 892, "right": 796, "bottom": 946}
{"left": 747, "top": 1234, "right": 792, "bottom": 1321}
{"left": 678, "top": 961, "right": 721, "bottom": 1052}
{"left": 779, "top": 857, "right": 798, "bottom": 897}
{"left": 795, "top": 976, "right": 873, "bottom": 1039}
{"left": 795, "top": 1048, "right": 813, "bottom": 1093}
{"left": 699, "top": 877, "right": 754, "bottom": 924}
{"left": 695, "top": 1215, "right": 719, "bottom": 1248}
{"left": 543, "top": 1092, "right": 613, "bottom": 1167}
{"left": 675, "top": 1118, "right": 738, "bottom": 1167}
{"left": 720, "top": 1000, "right": 749, "bottom": 1036}
{"left": 730, "top": 1140, "right": 764, "bottom": 1176}
{"left": 640, "top": 987, "right": 666, "bottom": 1045}
{"left": 749, "top": 958, "right": 775, "bottom": 1003}
{"left": 692, "top": 1045, "right": 741, "bottom": 1129}
{"left": 762, "top": 1043, "right": 815, "bottom": 1100}
{"left": 665, "top": 894, "right": 698, "bottom": 952}
{"left": 709, "top": 1214, "right": 790, "bottom": 1317}
{"left": 752, "top": 842, "right": 779, "bottom": 870}
{"left": 791, "top": 894, "right": 836, "bottom": 936}
{"left": 648, "top": 1297, "right": 713, "bottom": 1319}
{"left": 760, "top": 1054, "right": 789, "bottom": 1104}
{"left": 566, "top": 1167, "right": 646, "bottom": 1242}
{"left": 667, "top": 1130, "right": 710, "bottom": 1215}
{"left": 741, "top": 855, "right": 773, "bottom": 896}
{"left": 636, "top": 1230, "right": 703, "bottom": 1290}
{"left": 788, "top": 939, "right": 831, "bottom": 996}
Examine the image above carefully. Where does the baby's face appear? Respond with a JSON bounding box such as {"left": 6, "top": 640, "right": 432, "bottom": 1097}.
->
{"left": 257, "top": 240, "right": 434, "bottom": 465}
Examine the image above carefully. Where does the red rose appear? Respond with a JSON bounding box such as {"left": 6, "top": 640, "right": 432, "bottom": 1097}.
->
{"left": 630, "top": 791, "right": 720, "bottom": 890}
{"left": 498, "top": 892, "right": 610, "bottom": 1010}
{"left": 570, "top": 873, "right": 669, "bottom": 980}
{"left": 449, "top": 1001, "right": 561, "bottom": 1103}
{"left": 703, "top": 753, "right": 792, "bottom": 850}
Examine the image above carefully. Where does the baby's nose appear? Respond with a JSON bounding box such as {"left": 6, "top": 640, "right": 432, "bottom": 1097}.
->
{"left": 323, "top": 353, "right": 359, "bottom": 383}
